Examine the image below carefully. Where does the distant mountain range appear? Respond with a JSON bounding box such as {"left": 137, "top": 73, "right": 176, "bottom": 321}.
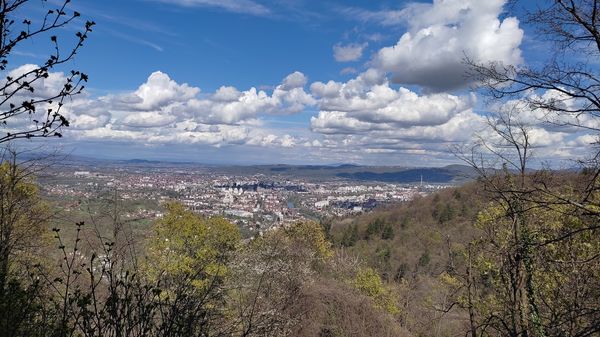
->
{"left": 196, "top": 163, "right": 477, "bottom": 184}
{"left": 15, "top": 152, "right": 478, "bottom": 184}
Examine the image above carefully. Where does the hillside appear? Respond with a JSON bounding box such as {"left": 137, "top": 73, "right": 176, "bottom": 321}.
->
{"left": 325, "top": 182, "right": 486, "bottom": 336}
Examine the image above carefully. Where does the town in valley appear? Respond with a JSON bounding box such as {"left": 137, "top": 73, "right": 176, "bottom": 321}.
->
{"left": 37, "top": 157, "right": 468, "bottom": 236}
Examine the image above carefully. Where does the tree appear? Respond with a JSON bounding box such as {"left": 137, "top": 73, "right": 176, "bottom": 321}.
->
{"left": 470, "top": 1, "right": 600, "bottom": 137}
{"left": 225, "top": 221, "right": 332, "bottom": 337}
{"left": 340, "top": 223, "right": 358, "bottom": 247}
{"left": 0, "top": 0, "right": 94, "bottom": 143}
{"left": 352, "top": 267, "right": 399, "bottom": 315}
{"left": 0, "top": 149, "right": 54, "bottom": 337}
{"left": 380, "top": 223, "right": 394, "bottom": 240}
{"left": 456, "top": 2, "right": 600, "bottom": 332}
{"left": 0, "top": 148, "right": 50, "bottom": 286}
{"left": 41, "top": 203, "right": 243, "bottom": 337}
{"left": 467, "top": 0, "right": 600, "bottom": 219}
{"left": 365, "top": 218, "right": 384, "bottom": 240}
{"left": 469, "top": 196, "right": 600, "bottom": 337}
{"left": 145, "top": 202, "right": 240, "bottom": 336}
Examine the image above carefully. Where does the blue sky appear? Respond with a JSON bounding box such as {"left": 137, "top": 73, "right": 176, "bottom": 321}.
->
{"left": 20, "top": 0, "right": 402, "bottom": 92}
{"left": 5, "top": 0, "right": 596, "bottom": 166}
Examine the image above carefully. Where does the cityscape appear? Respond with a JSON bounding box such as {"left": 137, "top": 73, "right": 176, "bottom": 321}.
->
{"left": 38, "top": 159, "right": 455, "bottom": 235}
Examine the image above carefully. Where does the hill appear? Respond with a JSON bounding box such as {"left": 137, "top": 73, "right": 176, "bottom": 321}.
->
{"left": 326, "top": 181, "right": 486, "bottom": 335}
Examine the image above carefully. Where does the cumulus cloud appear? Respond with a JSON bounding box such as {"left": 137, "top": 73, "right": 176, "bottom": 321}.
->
{"left": 121, "top": 111, "right": 178, "bottom": 128}
{"left": 184, "top": 74, "right": 314, "bottom": 125}
{"left": 106, "top": 70, "right": 314, "bottom": 127}
{"left": 569, "top": 134, "right": 599, "bottom": 147}
{"left": 70, "top": 114, "right": 111, "bottom": 130}
{"left": 308, "top": 69, "right": 485, "bottom": 158}
{"left": 310, "top": 80, "right": 343, "bottom": 98}
{"left": 5, "top": 64, "right": 67, "bottom": 98}
{"left": 5, "top": 60, "right": 585, "bottom": 165}
{"left": 340, "top": 67, "right": 358, "bottom": 75}
{"left": 498, "top": 89, "right": 600, "bottom": 133}
{"left": 0, "top": 64, "right": 106, "bottom": 133}
{"left": 281, "top": 71, "right": 308, "bottom": 89}
{"left": 307, "top": 68, "right": 587, "bottom": 163}
{"left": 116, "top": 71, "right": 199, "bottom": 111}
{"left": 373, "top": 0, "right": 523, "bottom": 91}
{"left": 4, "top": 66, "right": 316, "bottom": 149}
{"left": 310, "top": 70, "right": 474, "bottom": 130}
{"left": 333, "top": 42, "right": 368, "bottom": 62}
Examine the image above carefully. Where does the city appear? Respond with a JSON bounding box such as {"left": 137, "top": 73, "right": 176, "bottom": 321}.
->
{"left": 38, "top": 159, "right": 454, "bottom": 235}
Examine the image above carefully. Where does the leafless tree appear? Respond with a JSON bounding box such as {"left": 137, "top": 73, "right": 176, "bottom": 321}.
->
{"left": 456, "top": 3, "right": 600, "bottom": 336}
{"left": 469, "top": 1, "right": 600, "bottom": 136}
{"left": 0, "top": 0, "right": 94, "bottom": 143}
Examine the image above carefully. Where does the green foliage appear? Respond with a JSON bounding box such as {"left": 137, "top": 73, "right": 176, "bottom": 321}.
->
{"left": 326, "top": 183, "right": 486, "bottom": 336}
{"left": 418, "top": 169, "right": 599, "bottom": 337}
{"left": 319, "top": 218, "right": 333, "bottom": 242}
{"left": 8, "top": 158, "right": 600, "bottom": 337}
{"left": 0, "top": 161, "right": 50, "bottom": 264}
{"left": 418, "top": 251, "right": 430, "bottom": 267}
{"left": 433, "top": 202, "right": 455, "bottom": 223}
{"left": 363, "top": 218, "right": 395, "bottom": 241}
{"left": 225, "top": 221, "right": 334, "bottom": 336}
{"left": 0, "top": 159, "right": 53, "bottom": 337}
{"left": 340, "top": 224, "right": 358, "bottom": 247}
{"left": 376, "top": 246, "right": 391, "bottom": 263}
{"left": 352, "top": 267, "right": 399, "bottom": 315}
{"left": 399, "top": 215, "right": 410, "bottom": 229}
{"left": 283, "top": 221, "right": 333, "bottom": 261}
{"left": 380, "top": 223, "right": 394, "bottom": 240}
{"left": 365, "top": 218, "right": 384, "bottom": 239}
{"left": 0, "top": 278, "right": 53, "bottom": 337}
{"left": 146, "top": 202, "right": 240, "bottom": 291}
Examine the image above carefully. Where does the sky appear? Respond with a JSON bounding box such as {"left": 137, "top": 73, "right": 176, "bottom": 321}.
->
{"left": 4, "top": 0, "right": 597, "bottom": 166}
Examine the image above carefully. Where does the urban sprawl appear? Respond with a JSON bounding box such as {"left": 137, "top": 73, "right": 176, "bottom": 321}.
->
{"left": 40, "top": 164, "right": 449, "bottom": 234}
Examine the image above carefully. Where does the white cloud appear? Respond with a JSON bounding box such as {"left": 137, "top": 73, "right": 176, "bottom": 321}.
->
{"left": 333, "top": 42, "right": 368, "bottom": 62}
{"left": 339, "top": 7, "right": 406, "bottom": 26}
{"left": 311, "top": 70, "right": 474, "bottom": 129}
{"left": 90, "top": 70, "right": 314, "bottom": 129}
{"left": 281, "top": 71, "right": 308, "bottom": 89}
{"left": 121, "top": 111, "right": 178, "bottom": 128}
{"left": 118, "top": 71, "right": 199, "bottom": 111}
{"left": 340, "top": 67, "right": 358, "bottom": 75}
{"left": 311, "top": 111, "right": 388, "bottom": 134}
{"left": 212, "top": 86, "right": 242, "bottom": 102}
{"left": 149, "top": 0, "right": 270, "bottom": 16}
{"left": 5, "top": 61, "right": 588, "bottom": 165}
{"left": 308, "top": 69, "right": 485, "bottom": 158}
{"left": 31, "top": 69, "right": 316, "bottom": 149}
{"left": 184, "top": 75, "right": 315, "bottom": 125}
{"left": 373, "top": 0, "right": 523, "bottom": 91}
{"left": 493, "top": 89, "right": 600, "bottom": 135}
{"left": 0, "top": 65, "right": 110, "bottom": 133}
{"left": 307, "top": 69, "right": 589, "bottom": 164}
{"left": 70, "top": 113, "right": 111, "bottom": 130}
{"left": 310, "top": 80, "right": 343, "bottom": 98}
{"left": 569, "top": 134, "right": 599, "bottom": 147}
{"left": 4, "top": 64, "right": 68, "bottom": 99}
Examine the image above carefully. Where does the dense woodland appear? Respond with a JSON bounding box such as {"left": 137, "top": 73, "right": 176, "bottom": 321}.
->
{"left": 1, "top": 0, "right": 600, "bottom": 336}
